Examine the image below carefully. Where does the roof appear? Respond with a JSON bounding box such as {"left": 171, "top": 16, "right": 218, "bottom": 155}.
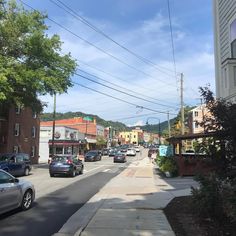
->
{"left": 40, "top": 118, "right": 97, "bottom": 136}
{"left": 167, "top": 132, "right": 217, "bottom": 143}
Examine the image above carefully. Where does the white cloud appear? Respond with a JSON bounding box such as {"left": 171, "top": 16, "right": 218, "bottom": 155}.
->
{"left": 41, "top": 11, "right": 215, "bottom": 125}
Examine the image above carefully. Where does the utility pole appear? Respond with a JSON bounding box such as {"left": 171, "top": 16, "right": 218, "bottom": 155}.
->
{"left": 51, "top": 93, "right": 56, "bottom": 157}
{"left": 180, "top": 73, "right": 185, "bottom": 135}
{"left": 167, "top": 111, "right": 171, "bottom": 137}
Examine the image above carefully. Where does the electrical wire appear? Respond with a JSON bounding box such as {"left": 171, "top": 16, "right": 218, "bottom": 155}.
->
{"left": 76, "top": 69, "right": 178, "bottom": 109}
{"left": 50, "top": 0, "right": 178, "bottom": 77}
{"left": 19, "top": 0, "right": 177, "bottom": 88}
{"left": 72, "top": 80, "right": 177, "bottom": 116}
{"left": 77, "top": 59, "right": 179, "bottom": 106}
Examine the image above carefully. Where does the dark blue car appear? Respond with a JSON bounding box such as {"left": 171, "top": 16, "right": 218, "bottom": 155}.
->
{"left": 0, "top": 153, "right": 32, "bottom": 176}
{"left": 49, "top": 155, "right": 84, "bottom": 177}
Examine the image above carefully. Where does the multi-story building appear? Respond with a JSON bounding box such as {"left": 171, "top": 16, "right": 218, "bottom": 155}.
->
{"left": 213, "top": 0, "right": 236, "bottom": 101}
{"left": 39, "top": 125, "right": 85, "bottom": 163}
{"left": 40, "top": 117, "right": 97, "bottom": 150}
{"left": 0, "top": 105, "right": 40, "bottom": 163}
{"left": 119, "top": 128, "right": 143, "bottom": 145}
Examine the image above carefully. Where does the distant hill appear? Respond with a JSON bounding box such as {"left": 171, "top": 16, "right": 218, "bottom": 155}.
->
{"left": 40, "top": 111, "right": 128, "bottom": 131}
{"left": 40, "top": 111, "right": 177, "bottom": 134}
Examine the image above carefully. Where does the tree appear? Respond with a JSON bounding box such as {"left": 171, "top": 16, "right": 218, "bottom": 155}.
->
{"left": 0, "top": 0, "right": 76, "bottom": 112}
{"left": 96, "top": 135, "right": 107, "bottom": 148}
{"left": 198, "top": 86, "right": 236, "bottom": 176}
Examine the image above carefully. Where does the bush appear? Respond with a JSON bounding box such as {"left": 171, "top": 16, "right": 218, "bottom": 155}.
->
{"left": 191, "top": 174, "right": 236, "bottom": 222}
{"left": 158, "top": 157, "right": 178, "bottom": 177}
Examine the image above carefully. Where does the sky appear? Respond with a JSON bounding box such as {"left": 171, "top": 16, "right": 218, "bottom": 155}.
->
{"left": 21, "top": 0, "right": 215, "bottom": 126}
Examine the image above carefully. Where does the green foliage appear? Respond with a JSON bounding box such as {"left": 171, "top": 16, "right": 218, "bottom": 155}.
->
{"left": 0, "top": 0, "right": 76, "bottom": 112}
{"left": 158, "top": 156, "right": 178, "bottom": 176}
{"left": 96, "top": 135, "right": 107, "bottom": 148}
{"left": 191, "top": 86, "right": 236, "bottom": 223}
{"left": 191, "top": 174, "right": 236, "bottom": 222}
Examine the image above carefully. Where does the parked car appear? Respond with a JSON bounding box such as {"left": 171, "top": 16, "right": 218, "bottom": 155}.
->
{"left": 84, "top": 150, "right": 102, "bottom": 162}
{"left": 113, "top": 152, "right": 127, "bottom": 163}
{"left": 0, "top": 153, "right": 32, "bottom": 176}
{"left": 49, "top": 155, "right": 84, "bottom": 177}
{"left": 0, "top": 169, "right": 35, "bottom": 215}
{"left": 126, "top": 148, "right": 136, "bottom": 156}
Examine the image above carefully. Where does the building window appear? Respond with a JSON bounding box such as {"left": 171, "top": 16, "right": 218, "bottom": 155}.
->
{"left": 234, "top": 67, "right": 236, "bottom": 87}
{"left": 13, "top": 146, "right": 19, "bottom": 153}
{"left": 14, "top": 123, "right": 20, "bottom": 136}
{"left": 194, "top": 111, "right": 198, "bottom": 117}
{"left": 31, "top": 146, "right": 35, "bottom": 157}
{"left": 15, "top": 106, "right": 21, "bottom": 114}
{"left": 230, "top": 19, "right": 236, "bottom": 58}
{"left": 224, "top": 67, "right": 227, "bottom": 88}
{"left": 195, "top": 122, "right": 199, "bottom": 129}
{"left": 32, "top": 126, "right": 36, "bottom": 138}
{"left": 134, "top": 135, "right": 136, "bottom": 138}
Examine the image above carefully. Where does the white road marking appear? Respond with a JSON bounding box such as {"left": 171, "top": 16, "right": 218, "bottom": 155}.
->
{"left": 102, "top": 169, "right": 111, "bottom": 172}
{"left": 84, "top": 166, "right": 105, "bottom": 173}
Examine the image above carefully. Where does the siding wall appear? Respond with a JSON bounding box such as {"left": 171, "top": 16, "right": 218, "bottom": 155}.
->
{"left": 214, "top": 0, "right": 236, "bottom": 99}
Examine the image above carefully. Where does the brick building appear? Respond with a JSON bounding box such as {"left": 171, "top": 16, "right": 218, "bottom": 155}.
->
{"left": 0, "top": 105, "right": 40, "bottom": 164}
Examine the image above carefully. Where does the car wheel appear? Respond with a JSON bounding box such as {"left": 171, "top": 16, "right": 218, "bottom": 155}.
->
{"left": 70, "top": 169, "right": 76, "bottom": 177}
{"left": 24, "top": 168, "right": 30, "bottom": 176}
{"left": 50, "top": 173, "right": 54, "bottom": 177}
{"left": 21, "top": 190, "right": 33, "bottom": 211}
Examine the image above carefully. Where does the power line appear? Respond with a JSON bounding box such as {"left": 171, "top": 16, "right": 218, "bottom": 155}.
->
{"left": 50, "top": 0, "right": 178, "bottom": 77}
{"left": 77, "top": 59, "right": 179, "bottom": 106}
{"left": 76, "top": 69, "right": 178, "bottom": 109}
{"left": 72, "top": 80, "right": 177, "bottom": 116}
{"left": 167, "top": 0, "right": 177, "bottom": 80}
{"left": 19, "top": 0, "right": 177, "bottom": 88}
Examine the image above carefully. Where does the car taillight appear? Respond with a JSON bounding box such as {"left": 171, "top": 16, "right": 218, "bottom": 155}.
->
{"left": 67, "top": 160, "right": 72, "bottom": 164}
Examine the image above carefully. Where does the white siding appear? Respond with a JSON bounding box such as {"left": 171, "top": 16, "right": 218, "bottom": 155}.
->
{"left": 214, "top": 0, "right": 236, "bottom": 99}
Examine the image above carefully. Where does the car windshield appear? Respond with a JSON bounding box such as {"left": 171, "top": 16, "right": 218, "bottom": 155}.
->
{"left": 87, "top": 151, "right": 97, "bottom": 155}
{"left": 53, "top": 156, "right": 70, "bottom": 162}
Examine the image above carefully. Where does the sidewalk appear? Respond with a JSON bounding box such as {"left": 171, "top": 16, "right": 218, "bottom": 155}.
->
{"left": 54, "top": 157, "right": 194, "bottom": 236}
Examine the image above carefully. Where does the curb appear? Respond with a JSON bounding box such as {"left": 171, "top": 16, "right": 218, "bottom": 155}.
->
{"left": 52, "top": 194, "right": 108, "bottom": 236}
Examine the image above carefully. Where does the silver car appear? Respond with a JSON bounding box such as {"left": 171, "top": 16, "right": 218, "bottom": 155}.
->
{"left": 0, "top": 169, "right": 35, "bottom": 215}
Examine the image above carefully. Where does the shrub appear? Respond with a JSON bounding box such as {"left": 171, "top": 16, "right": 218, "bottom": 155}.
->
{"left": 191, "top": 173, "right": 224, "bottom": 220}
{"left": 159, "top": 157, "right": 178, "bottom": 176}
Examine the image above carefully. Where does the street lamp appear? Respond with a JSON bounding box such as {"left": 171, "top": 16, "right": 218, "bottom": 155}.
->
{"left": 146, "top": 117, "right": 161, "bottom": 145}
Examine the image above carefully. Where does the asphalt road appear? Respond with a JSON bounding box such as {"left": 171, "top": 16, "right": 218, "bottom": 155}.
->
{"left": 0, "top": 152, "right": 144, "bottom": 236}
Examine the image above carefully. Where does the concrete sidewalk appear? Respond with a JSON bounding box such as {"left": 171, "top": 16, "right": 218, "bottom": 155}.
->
{"left": 54, "top": 157, "right": 195, "bottom": 236}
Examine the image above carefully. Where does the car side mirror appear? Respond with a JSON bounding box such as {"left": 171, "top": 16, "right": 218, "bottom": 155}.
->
{"left": 14, "top": 178, "right": 19, "bottom": 183}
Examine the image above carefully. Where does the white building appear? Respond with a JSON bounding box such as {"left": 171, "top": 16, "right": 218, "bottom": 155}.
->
{"left": 213, "top": 0, "right": 236, "bottom": 102}
{"left": 39, "top": 125, "right": 85, "bottom": 163}
{"left": 96, "top": 124, "right": 105, "bottom": 137}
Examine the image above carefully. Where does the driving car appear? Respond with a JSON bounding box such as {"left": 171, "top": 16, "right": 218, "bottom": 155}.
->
{"left": 113, "top": 152, "right": 127, "bottom": 163}
{"left": 108, "top": 148, "right": 118, "bottom": 157}
{"left": 134, "top": 146, "right": 140, "bottom": 152}
{"left": 126, "top": 148, "right": 136, "bottom": 156}
{"left": 0, "top": 169, "right": 35, "bottom": 215}
{"left": 49, "top": 155, "right": 84, "bottom": 177}
{"left": 0, "top": 153, "right": 32, "bottom": 176}
{"left": 102, "top": 148, "right": 109, "bottom": 156}
{"left": 84, "top": 150, "right": 102, "bottom": 162}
